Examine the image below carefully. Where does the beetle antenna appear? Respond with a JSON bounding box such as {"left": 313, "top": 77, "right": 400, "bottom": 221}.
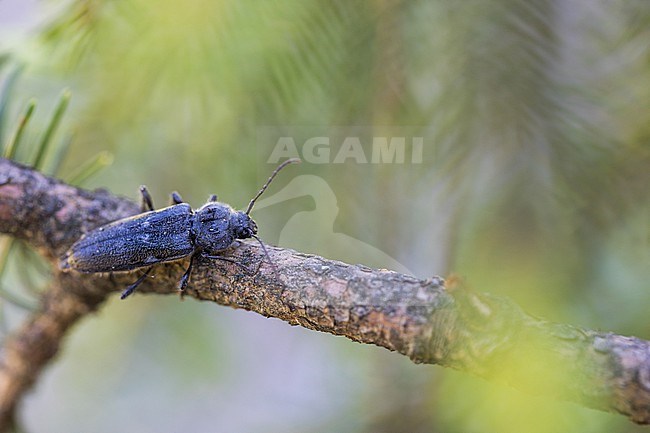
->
{"left": 252, "top": 235, "right": 279, "bottom": 278}
{"left": 246, "top": 158, "right": 300, "bottom": 215}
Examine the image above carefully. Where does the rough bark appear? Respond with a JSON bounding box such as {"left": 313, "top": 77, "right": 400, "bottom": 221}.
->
{"left": 0, "top": 157, "right": 649, "bottom": 429}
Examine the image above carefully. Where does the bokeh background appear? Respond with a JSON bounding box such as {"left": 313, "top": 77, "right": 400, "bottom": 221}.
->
{"left": 1, "top": 1, "right": 649, "bottom": 432}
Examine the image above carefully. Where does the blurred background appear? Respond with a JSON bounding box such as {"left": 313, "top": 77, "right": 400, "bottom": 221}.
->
{"left": 0, "top": 0, "right": 649, "bottom": 432}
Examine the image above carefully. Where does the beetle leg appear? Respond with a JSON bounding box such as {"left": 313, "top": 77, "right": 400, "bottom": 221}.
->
{"left": 120, "top": 266, "right": 153, "bottom": 299}
{"left": 139, "top": 186, "right": 155, "bottom": 212}
{"left": 178, "top": 252, "right": 197, "bottom": 297}
{"left": 202, "top": 254, "right": 254, "bottom": 274}
{"left": 170, "top": 191, "right": 184, "bottom": 205}
{"left": 208, "top": 194, "right": 218, "bottom": 202}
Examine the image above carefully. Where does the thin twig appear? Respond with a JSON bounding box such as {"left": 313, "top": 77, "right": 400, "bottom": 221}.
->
{"left": 0, "top": 157, "right": 649, "bottom": 430}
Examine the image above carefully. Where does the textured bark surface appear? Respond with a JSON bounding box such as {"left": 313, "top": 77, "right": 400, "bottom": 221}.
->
{"left": 0, "top": 157, "right": 649, "bottom": 429}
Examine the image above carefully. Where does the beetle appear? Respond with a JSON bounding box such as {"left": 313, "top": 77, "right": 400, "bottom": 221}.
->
{"left": 60, "top": 158, "right": 299, "bottom": 299}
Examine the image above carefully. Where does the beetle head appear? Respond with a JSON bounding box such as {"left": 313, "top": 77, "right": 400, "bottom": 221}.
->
{"left": 231, "top": 211, "right": 258, "bottom": 240}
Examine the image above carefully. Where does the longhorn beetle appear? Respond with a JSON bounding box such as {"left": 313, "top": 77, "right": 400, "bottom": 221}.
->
{"left": 60, "top": 158, "right": 300, "bottom": 299}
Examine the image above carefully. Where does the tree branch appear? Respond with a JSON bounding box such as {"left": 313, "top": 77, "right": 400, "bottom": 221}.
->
{"left": 0, "top": 157, "right": 649, "bottom": 428}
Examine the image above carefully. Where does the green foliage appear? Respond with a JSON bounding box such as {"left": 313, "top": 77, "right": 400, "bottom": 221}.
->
{"left": 0, "top": 60, "right": 113, "bottom": 314}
